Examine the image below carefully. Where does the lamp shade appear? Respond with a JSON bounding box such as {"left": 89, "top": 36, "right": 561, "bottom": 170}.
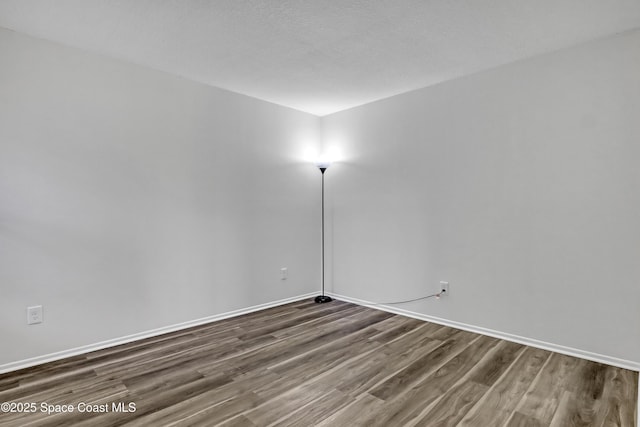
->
{"left": 314, "top": 159, "right": 331, "bottom": 170}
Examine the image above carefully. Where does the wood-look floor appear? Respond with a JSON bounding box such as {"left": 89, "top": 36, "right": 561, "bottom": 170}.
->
{"left": 0, "top": 299, "right": 637, "bottom": 426}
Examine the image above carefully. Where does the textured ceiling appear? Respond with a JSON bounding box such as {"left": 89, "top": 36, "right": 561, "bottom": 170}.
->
{"left": 1, "top": 1, "right": 640, "bottom": 116}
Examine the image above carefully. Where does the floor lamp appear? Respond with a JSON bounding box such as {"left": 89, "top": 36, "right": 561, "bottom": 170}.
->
{"left": 315, "top": 160, "right": 332, "bottom": 303}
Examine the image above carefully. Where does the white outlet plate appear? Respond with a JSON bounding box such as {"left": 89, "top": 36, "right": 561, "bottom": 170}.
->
{"left": 280, "top": 267, "right": 288, "bottom": 280}
{"left": 27, "top": 305, "right": 43, "bottom": 325}
{"left": 439, "top": 281, "right": 449, "bottom": 296}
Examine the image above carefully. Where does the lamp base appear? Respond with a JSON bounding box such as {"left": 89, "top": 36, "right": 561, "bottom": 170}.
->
{"left": 314, "top": 295, "right": 333, "bottom": 304}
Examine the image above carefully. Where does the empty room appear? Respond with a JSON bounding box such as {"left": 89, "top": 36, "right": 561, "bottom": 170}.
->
{"left": 0, "top": 1, "right": 639, "bottom": 426}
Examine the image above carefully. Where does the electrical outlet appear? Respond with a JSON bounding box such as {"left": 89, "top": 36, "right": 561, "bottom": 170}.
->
{"left": 27, "top": 305, "right": 43, "bottom": 325}
{"left": 439, "top": 281, "right": 449, "bottom": 296}
{"left": 280, "top": 267, "right": 288, "bottom": 280}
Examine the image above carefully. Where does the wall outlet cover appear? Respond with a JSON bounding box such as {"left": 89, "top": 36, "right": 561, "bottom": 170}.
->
{"left": 439, "top": 281, "right": 449, "bottom": 296}
{"left": 27, "top": 305, "right": 43, "bottom": 325}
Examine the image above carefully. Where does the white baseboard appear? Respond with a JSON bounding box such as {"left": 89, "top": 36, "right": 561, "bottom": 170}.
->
{"left": 0, "top": 292, "right": 317, "bottom": 375}
{"left": 328, "top": 292, "right": 640, "bottom": 373}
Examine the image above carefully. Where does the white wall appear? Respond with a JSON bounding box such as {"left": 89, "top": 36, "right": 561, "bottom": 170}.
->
{"left": 322, "top": 29, "right": 640, "bottom": 364}
{"left": 2, "top": 23, "right": 639, "bottom": 370}
{"left": 0, "top": 28, "right": 321, "bottom": 366}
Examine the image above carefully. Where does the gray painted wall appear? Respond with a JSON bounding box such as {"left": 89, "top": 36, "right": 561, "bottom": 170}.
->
{"left": 322, "top": 30, "right": 640, "bottom": 364}
{"left": 0, "top": 28, "right": 320, "bottom": 366}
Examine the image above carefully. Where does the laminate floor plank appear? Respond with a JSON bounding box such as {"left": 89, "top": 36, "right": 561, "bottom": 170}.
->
{"left": 0, "top": 299, "right": 636, "bottom": 427}
{"left": 125, "top": 390, "right": 263, "bottom": 427}
{"left": 512, "top": 352, "right": 582, "bottom": 424}
{"left": 506, "top": 411, "right": 545, "bottom": 427}
{"left": 416, "top": 339, "right": 528, "bottom": 425}
{"left": 459, "top": 346, "right": 550, "bottom": 426}
{"left": 357, "top": 334, "right": 500, "bottom": 427}
{"left": 0, "top": 368, "right": 98, "bottom": 402}
{"left": 96, "top": 336, "right": 241, "bottom": 377}
{"left": 236, "top": 302, "right": 359, "bottom": 341}
{"left": 315, "top": 393, "right": 385, "bottom": 427}
{"left": 369, "top": 329, "right": 479, "bottom": 401}
{"left": 548, "top": 359, "right": 609, "bottom": 426}
{"left": 216, "top": 415, "right": 258, "bottom": 427}
{"left": 272, "top": 388, "right": 354, "bottom": 427}
{"left": 269, "top": 305, "right": 366, "bottom": 339}
{"left": 74, "top": 373, "right": 234, "bottom": 427}
{"left": 268, "top": 328, "right": 380, "bottom": 381}
{"left": 244, "top": 382, "right": 327, "bottom": 426}
{"left": 219, "top": 310, "right": 394, "bottom": 377}
{"left": 330, "top": 335, "right": 443, "bottom": 397}
{"left": 412, "top": 379, "right": 490, "bottom": 427}
{"left": 1, "top": 356, "right": 94, "bottom": 387}
{"left": 367, "top": 317, "right": 426, "bottom": 342}
{"left": 470, "top": 339, "right": 525, "bottom": 387}
{"left": 600, "top": 365, "right": 638, "bottom": 426}
{"left": 378, "top": 320, "right": 441, "bottom": 350}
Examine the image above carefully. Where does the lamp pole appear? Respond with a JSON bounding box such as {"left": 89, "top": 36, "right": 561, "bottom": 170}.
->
{"left": 315, "top": 163, "right": 332, "bottom": 303}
